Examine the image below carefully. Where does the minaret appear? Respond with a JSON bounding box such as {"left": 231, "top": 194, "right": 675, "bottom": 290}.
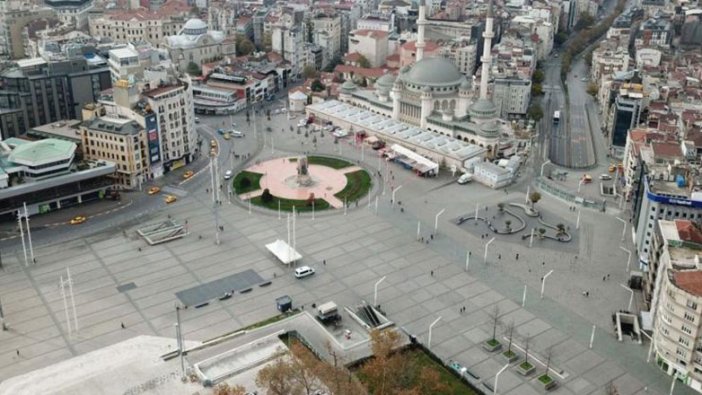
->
{"left": 416, "top": 0, "right": 427, "bottom": 62}
{"left": 479, "top": 0, "right": 495, "bottom": 101}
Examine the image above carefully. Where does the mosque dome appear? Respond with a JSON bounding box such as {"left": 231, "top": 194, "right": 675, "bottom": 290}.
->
{"left": 459, "top": 78, "right": 471, "bottom": 91}
{"left": 340, "top": 80, "right": 357, "bottom": 93}
{"left": 470, "top": 98, "right": 498, "bottom": 120}
{"left": 182, "top": 19, "right": 208, "bottom": 36}
{"left": 401, "top": 57, "right": 463, "bottom": 87}
{"left": 376, "top": 73, "right": 396, "bottom": 91}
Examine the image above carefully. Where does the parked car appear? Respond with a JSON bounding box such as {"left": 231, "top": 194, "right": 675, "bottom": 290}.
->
{"left": 223, "top": 133, "right": 231, "bottom": 140}
{"left": 294, "top": 266, "right": 315, "bottom": 279}
{"left": 582, "top": 174, "right": 592, "bottom": 183}
{"left": 165, "top": 195, "right": 177, "bottom": 204}
{"left": 333, "top": 129, "right": 349, "bottom": 138}
{"left": 457, "top": 173, "right": 473, "bottom": 184}
{"left": 224, "top": 170, "right": 233, "bottom": 180}
{"left": 599, "top": 174, "right": 612, "bottom": 180}
{"left": 194, "top": 117, "right": 200, "bottom": 124}
{"left": 147, "top": 186, "right": 161, "bottom": 195}
{"left": 231, "top": 130, "right": 244, "bottom": 138}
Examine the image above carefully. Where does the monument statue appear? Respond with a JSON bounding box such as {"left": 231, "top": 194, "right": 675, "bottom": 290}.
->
{"left": 296, "top": 156, "right": 313, "bottom": 186}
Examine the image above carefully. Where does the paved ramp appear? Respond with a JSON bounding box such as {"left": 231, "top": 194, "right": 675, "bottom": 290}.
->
{"left": 175, "top": 269, "right": 264, "bottom": 307}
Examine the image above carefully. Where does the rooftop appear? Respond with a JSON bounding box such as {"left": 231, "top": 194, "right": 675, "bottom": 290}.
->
{"left": 7, "top": 139, "right": 76, "bottom": 167}
{"left": 84, "top": 117, "right": 143, "bottom": 136}
{"left": 672, "top": 270, "right": 702, "bottom": 297}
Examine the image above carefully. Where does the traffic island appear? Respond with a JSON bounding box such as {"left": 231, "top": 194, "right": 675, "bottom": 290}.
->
{"left": 517, "top": 361, "right": 535, "bottom": 376}
{"left": 482, "top": 338, "right": 502, "bottom": 353}
{"left": 502, "top": 349, "right": 520, "bottom": 364}
{"left": 538, "top": 374, "right": 558, "bottom": 391}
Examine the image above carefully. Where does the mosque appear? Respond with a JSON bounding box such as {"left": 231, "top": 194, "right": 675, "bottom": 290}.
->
{"left": 338, "top": 0, "right": 506, "bottom": 156}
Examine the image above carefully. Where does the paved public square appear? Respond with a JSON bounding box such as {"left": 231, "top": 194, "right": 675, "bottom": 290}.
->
{"left": 0, "top": 108, "right": 688, "bottom": 394}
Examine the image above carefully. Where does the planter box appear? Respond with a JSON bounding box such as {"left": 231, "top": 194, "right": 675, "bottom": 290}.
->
{"left": 538, "top": 374, "right": 558, "bottom": 391}
{"left": 502, "top": 350, "right": 520, "bottom": 363}
{"left": 482, "top": 339, "right": 502, "bottom": 353}
{"left": 517, "top": 361, "right": 535, "bottom": 376}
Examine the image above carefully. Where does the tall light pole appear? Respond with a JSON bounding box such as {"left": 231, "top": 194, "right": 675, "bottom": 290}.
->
{"left": 641, "top": 330, "right": 654, "bottom": 363}
{"left": 484, "top": 237, "right": 495, "bottom": 263}
{"left": 576, "top": 208, "right": 581, "bottom": 230}
{"left": 428, "top": 316, "right": 442, "bottom": 348}
{"left": 17, "top": 211, "right": 27, "bottom": 266}
{"left": 374, "top": 276, "right": 386, "bottom": 306}
{"left": 541, "top": 270, "right": 554, "bottom": 299}
{"left": 23, "top": 203, "right": 34, "bottom": 263}
{"left": 434, "top": 208, "right": 446, "bottom": 234}
{"left": 616, "top": 217, "right": 626, "bottom": 241}
{"left": 391, "top": 185, "right": 402, "bottom": 207}
{"left": 494, "top": 363, "right": 510, "bottom": 395}
{"left": 577, "top": 178, "right": 585, "bottom": 193}
{"left": 620, "top": 246, "right": 632, "bottom": 272}
{"left": 620, "top": 283, "right": 634, "bottom": 311}
{"left": 540, "top": 159, "right": 551, "bottom": 177}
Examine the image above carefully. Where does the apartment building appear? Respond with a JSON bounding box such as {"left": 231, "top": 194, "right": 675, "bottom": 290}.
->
{"left": 648, "top": 220, "right": 702, "bottom": 393}
{"left": 311, "top": 12, "right": 342, "bottom": 68}
{"left": 348, "top": 29, "right": 389, "bottom": 68}
{"left": 80, "top": 116, "right": 149, "bottom": 189}
{"left": 143, "top": 77, "right": 197, "bottom": 170}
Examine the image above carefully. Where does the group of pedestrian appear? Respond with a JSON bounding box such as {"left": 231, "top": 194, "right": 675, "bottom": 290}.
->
{"left": 602, "top": 274, "right": 611, "bottom": 281}
{"left": 459, "top": 306, "right": 467, "bottom": 313}
{"left": 568, "top": 206, "right": 577, "bottom": 211}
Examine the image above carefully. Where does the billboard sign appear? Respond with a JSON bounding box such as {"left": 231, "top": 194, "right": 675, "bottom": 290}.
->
{"left": 145, "top": 113, "right": 161, "bottom": 164}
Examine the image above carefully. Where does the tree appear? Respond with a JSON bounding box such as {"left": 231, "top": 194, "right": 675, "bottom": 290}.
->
{"left": 556, "top": 223, "right": 566, "bottom": 235}
{"left": 488, "top": 305, "right": 501, "bottom": 343}
{"left": 531, "top": 83, "right": 543, "bottom": 96}
{"left": 575, "top": 12, "right": 595, "bottom": 31}
{"left": 522, "top": 334, "right": 533, "bottom": 369}
{"left": 544, "top": 346, "right": 554, "bottom": 377}
{"left": 255, "top": 342, "right": 326, "bottom": 395}
{"left": 527, "top": 104, "right": 544, "bottom": 121}
{"left": 554, "top": 32, "right": 568, "bottom": 45}
{"left": 505, "top": 220, "right": 512, "bottom": 232}
{"left": 256, "top": 357, "right": 298, "bottom": 395}
{"left": 303, "top": 65, "right": 318, "bottom": 79}
{"left": 360, "top": 329, "right": 404, "bottom": 394}
{"left": 311, "top": 79, "right": 325, "bottom": 92}
{"left": 498, "top": 203, "right": 505, "bottom": 212}
{"left": 538, "top": 228, "right": 546, "bottom": 238}
{"left": 214, "top": 383, "right": 248, "bottom": 395}
{"left": 357, "top": 54, "right": 371, "bottom": 68}
{"left": 261, "top": 188, "right": 274, "bottom": 203}
{"left": 239, "top": 177, "right": 251, "bottom": 190}
{"left": 236, "top": 35, "right": 255, "bottom": 56}
{"left": 532, "top": 69, "right": 545, "bottom": 84}
{"left": 587, "top": 83, "right": 598, "bottom": 97}
{"left": 529, "top": 191, "right": 542, "bottom": 208}
{"left": 185, "top": 61, "right": 201, "bottom": 76}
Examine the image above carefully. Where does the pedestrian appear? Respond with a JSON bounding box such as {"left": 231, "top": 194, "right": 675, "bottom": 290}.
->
{"left": 420, "top": 237, "right": 424, "bottom": 243}
{"left": 603, "top": 276, "right": 606, "bottom": 281}
{"left": 542, "top": 261, "right": 545, "bottom": 266}
{"left": 430, "top": 234, "right": 434, "bottom": 240}
{"left": 586, "top": 291, "right": 590, "bottom": 297}
{"left": 498, "top": 254, "right": 501, "bottom": 260}
{"left": 430, "top": 270, "right": 434, "bottom": 276}
{"left": 462, "top": 306, "right": 466, "bottom": 312}
{"left": 16, "top": 350, "right": 19, "bottom": 357}
{"left": 121, "top": 322, "right": 125, "bottom": 329}
{"left": 516, "top": 253, "right": 519, "bottom": 260}
{"left": 607, "top": 274, "right": 610, "bottom": 279}
{"left": 323, "top": 259, "right": 326, "bottom": 265}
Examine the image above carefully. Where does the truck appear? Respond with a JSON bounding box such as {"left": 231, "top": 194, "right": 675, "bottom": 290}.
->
{"left": 316, "top": 301, "right": 341, "bottom": 325}
{"left": 553, "top": 111, "right": 560, "bottom": 124}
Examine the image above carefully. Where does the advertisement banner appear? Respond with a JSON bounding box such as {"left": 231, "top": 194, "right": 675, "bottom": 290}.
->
{"left": 145, "top": 113, "right": 161, "bottom": 164}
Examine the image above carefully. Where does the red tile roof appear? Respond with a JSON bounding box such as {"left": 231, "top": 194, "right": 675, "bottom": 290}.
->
{"left": 651, "top": 142, "right": 683, "bottom": 158}
{"left": 334, "top": 65, "right": 388, "bottom": 78}
{"left": 675, "top": 220, "right": 702, "bottom": 244}
{"left": 352, "top": 29, "right": 389, "bottom": 38}
{"left": 105, "top": 0, "right": 190, "bottom": 21}
{"left": 344, "top": 52, "right": 362, "bottom": 62}
{"left": 673, "top": 271, "right": 702, "bottom": 297}
{"left": 401, "top": 40, "right": 439, "bottom": 52}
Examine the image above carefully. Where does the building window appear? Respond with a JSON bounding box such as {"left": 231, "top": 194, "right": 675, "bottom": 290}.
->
{"left": 684, "top": 312, "right": 695, "bottom": 322}
{"left": 688, "top": 300, "right": 698, "bottom": 311}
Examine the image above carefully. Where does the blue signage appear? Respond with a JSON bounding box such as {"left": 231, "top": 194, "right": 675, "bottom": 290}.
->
{"left": 645, "top": 176, "right": 702, "bottom": 208}
{"left": 145, "top": 113, "right": 161, "bottom": 164}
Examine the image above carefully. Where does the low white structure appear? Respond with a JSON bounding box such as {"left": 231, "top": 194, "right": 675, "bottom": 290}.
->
{"left": 473, "top": 161, "right": 512, "bottom": 189}
{"left": 389, "top": 144, "right": 439, "bottom": 175}
{"left": 289, "top": 91, "right": 308, "bottom": 112}
{"left": 306, "top": 100, "right": 486, "bottom": 171}
{"left": 266, "top": 239, "right": 302, "bottom": 265}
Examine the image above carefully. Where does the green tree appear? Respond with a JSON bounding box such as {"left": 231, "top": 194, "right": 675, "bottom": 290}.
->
{"left": 532, "top": 69, "right": 545, "bottom": 84}
{"left": 311, "top": 79, "right": 325, "bottom": 92}
{"left": 261, "top": 188, "right": 273, "bottom": 203}
{"left": 357, "top": 77, "right": 368, "bottom": 87}
{"left": 531, "top": 83, "right": 543, "bottom": 96}
{"left": 323, "top": 56, "right": 342, "bottom": 72}
{"left": 529, "top": 191, "right": 542, "bottom": 208}
{"left": 587, "top": 83, "right": 598, "bottom": 97}
{"left": 575, "top": 13, "right": 595, "bottom": 31}
{"left": 236, "top": 35, "right": 255, "bottom": 56}
{"left": 185, "top": 61, "right": 201, "bottom": 76}
{"left": 302, "top": 64, "right": 318, "bottom": 79}
{"left": 554, "top": 32, "right": 568, "bottom": 45}
{"left": 357, "top": 54, "right": 371, "bottom": 68}
{"left": 527, "top": 104, "right": 544, "bottom": 121}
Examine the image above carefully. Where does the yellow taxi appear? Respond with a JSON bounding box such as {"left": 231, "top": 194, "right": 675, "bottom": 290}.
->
{"left": 210, "top": 139, "right": 217, "bottom": 148}
{"left": 608, "top": 165, "right": 615, "bottom": 173}
{"left": 147, "top": 186, "right": 161, "bottom": 195}
{"left": 165, "top": 195, "right": 177, "bottom": 204}
{"left": 183, "top": 170, "right": 194, "bottom": 179}
{"left": 69, "top": 215, "right": 87, "bottom": 225}
{"left": 223, "top": 132, "right": 231, "bottom": 140}
{"left": 583, "top": 174, "right": 593, "bottom": 183}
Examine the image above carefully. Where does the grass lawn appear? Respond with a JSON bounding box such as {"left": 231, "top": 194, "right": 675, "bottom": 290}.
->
{"left": 307, "top": 155, "right": 353, "bottom": 169}
{"left": 355, "top": 348, "right": 479, "bottom": 395}
{"left": 334, "top": 170, "right": 372, "bottom": 202}
{"left": 233, "top": 171, "right": 263, "bottom": 194}
{"left": 538, "top": 374, "right": 553, "bottom": 384}
{"left": 487, "top": 338, "right": 500, "bottom": 347}
{"left": 503, "top": 350, "right": 516, "bottom": 358}
{"left": 520, "top": 361, "right": 534, "bottom": 370}
{"left": 251, "top": 195, "right": 331, "bottom": 212}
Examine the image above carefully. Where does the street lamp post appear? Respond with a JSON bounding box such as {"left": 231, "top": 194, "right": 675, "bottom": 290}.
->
{"left": 620, "top": 283, "right": 634, "bottom": 311}
{"left": 391, "top": 185, "right": 402, "bottom": 207}
{"left": 541, "top": 270, "right": 554, "bottom": 299}
{"left": 540, "top": 160, "right": 551, "bottom": 177}
{"left": 577, "top": 178, "right": 585, "bottom": 193}
{"left": 576, "top": 209, "right": 581, "bottom": 229}
{"left": 374, "top": 276, "right": 386, "bottom": 306}
{"left": 465, "top": 251, "right": 471, "bottom": 271}
{"left": 484, "top": 237, "right": 495, "bottom": 263}
{"left": 620, "top": 246, "right": 632, "bottom": 272}
{"left": 434, "top": 208, "right": 446, "bottom": 234}
{"left": 428, "top": 316, "right": 442, "bottom": 348}
{"left": 616, "top": 217, "right": 626, "bottom": 241}
{"left": 416, "top": 221, "right": 421, "bottom": 241}
{"left": 494, "top": 363, "right": 510, "bottom": 395}
{"left": 641, "top": 329, "right": 654, "bottom": 363}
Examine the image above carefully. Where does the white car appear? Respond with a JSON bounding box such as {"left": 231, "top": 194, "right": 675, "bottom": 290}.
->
{"left": 231, "top": 130, "right": 244, "bottom": 138}
{"left": 224, "top": 170, "right": 233, "bottom": 180}
{"left": 294, "top": 266, "right": 315, "bottom": 279}
{"left": 457, "top": 173, "right": 473, "bottom": 184}
{"left": 333, "top": 129, "right": 349, "bottom": 138}
{"left": 194, "top": 117, "right": 200, "bottom": 123}
{"left": 298, "top": 120, "right": 307, "bottom": 127}
{"left": 599, "top": 174, "right": 612, "bottom": 180}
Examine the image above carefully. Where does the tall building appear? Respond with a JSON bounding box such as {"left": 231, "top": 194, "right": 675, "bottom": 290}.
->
{"left": 0, "top": 57, "right": 111, "bottom": 139}
{"left": 348, "top": 29, "right": 389, "bottom": 68}
{"left": 311, "top": 12, "right": 341, "bottom": 68}
{"left": 80, "top": 115, "right": 149, "bottom": 189}
{"left": 611, "top": 90, "right": 643, "bottom": 148}
{"left": 107, "top": 47, "right": 143, "bottom": 84}
{"left": 44, "top": 0, "right": 94, "bottom": 28}
{"left": 492, "top": 78, "right": 531, "bottom": 119}
{"left": 647, "top": 219, "right": 702, "bottom": 393}
{"left": 142, "top": 76, "right": 197, "bottom": 170}
{"left": 272, "top": 25, "right": 305, "bottom": 77}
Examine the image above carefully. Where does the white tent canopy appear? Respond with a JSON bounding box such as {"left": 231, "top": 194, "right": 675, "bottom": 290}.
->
{"left": 266, "top": 239, "right": 302, "bottom": 265}
{"left": 390, "top": 144, "right": 439, "bottom": 173}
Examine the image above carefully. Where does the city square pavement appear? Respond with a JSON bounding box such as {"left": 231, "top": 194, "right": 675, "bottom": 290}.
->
{"left": 0, "top": 109, "right": 687, "bottom": 395}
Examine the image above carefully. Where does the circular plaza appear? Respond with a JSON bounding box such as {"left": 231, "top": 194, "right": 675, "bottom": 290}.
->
{"left": 232, "top": 155, "right": 372, "bottom": 212}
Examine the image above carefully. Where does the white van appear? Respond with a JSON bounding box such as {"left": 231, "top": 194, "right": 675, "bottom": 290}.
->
{"left": 294, "top": 266, "right": 315, "bottom": 278}
{"left": 457, "top": 173, "right": 473, "bottom": 184}
{"left": 224, "top": 170, "right": 233, "bottom": 180}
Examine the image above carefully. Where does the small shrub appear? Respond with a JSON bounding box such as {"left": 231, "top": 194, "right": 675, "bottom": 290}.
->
{"left": 261, "top": 188, "right": 273, "bottom": 203}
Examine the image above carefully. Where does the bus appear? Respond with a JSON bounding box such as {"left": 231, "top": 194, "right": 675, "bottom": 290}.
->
{"left": 553, "top": 110, "right": 560, "bottom": 124}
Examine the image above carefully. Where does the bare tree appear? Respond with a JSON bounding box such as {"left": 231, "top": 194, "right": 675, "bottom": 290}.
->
{"left": 214, "top": 383, "right": 248, "bottom": 395}
{"left": 488, "top": 306, "right": 501, "bottom": 344}
{"left": 505, "top": 321, "right": 516, "bottom": 356}
{"left": 544, "top": 345, "right": 554, "bottom": 377}
{"left": 522, "top": 334, "right": 533, "bottom": 369}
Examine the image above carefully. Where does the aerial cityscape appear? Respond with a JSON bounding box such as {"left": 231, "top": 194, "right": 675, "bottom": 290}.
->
{"left": 0, "top": 0, "right": 701, "bottom": 393}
